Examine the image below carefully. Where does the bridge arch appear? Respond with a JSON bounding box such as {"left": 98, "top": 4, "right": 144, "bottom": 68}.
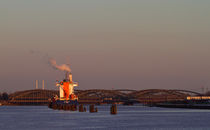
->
{"left": 9, "top": 89, "right": 58, "bottom": 105}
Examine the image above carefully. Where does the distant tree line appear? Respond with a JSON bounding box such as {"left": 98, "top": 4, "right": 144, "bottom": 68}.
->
{"left": 0, "top": 92, "right": 9, "bottom": 100}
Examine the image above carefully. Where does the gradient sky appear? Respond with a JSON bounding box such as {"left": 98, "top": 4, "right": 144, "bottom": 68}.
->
{"left": 1, "top": 0, "right": 210, "bottom": 92}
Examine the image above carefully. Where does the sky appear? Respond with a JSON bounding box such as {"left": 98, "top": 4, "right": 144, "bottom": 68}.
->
{"left": 1, "top": 0, "right": 210, "bottom": 93}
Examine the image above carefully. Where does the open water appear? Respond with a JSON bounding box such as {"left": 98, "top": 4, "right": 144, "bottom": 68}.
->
{"left": 0, "top": 105, "right": 210, "bottom": 130}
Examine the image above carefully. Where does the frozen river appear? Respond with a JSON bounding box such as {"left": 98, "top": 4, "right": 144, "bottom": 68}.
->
{"left": 0, "top": 105, "right": 210, "bottom": 130}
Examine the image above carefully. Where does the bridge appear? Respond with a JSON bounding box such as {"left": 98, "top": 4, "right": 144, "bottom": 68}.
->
{"left": 8, "top": 89, "right": 202, "bottom": 105}
{"left": 9, "top": 89, "right": 58, "bottom": 105}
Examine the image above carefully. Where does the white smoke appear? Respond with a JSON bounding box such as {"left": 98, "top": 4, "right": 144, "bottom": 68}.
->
{"left": 49, "top": 58, "right": 71, "bottom": 72}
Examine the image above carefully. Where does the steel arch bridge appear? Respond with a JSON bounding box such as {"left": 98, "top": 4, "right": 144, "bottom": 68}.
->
{"left": 76, "top": 89, "right": 200, "bottom": 98}
{"left": 76, "top": 89, "right": 128, "bottom": 98}
{"left": 130, "top": 89, "right": 200, "bottom": 97}
{"left": 74, "top": 89, "right": 131, "bottom": 104}
{"left": 129, "top": 89, "right": 202, "bottom": 103}
{"left": 171, "top": 89, "right": 202, "bottom": 96}
{"left": 9, "top": 89, "right": 58, "bottom": 105}
{"left": 8, "top": 89, "right": 201, "bottom": 105}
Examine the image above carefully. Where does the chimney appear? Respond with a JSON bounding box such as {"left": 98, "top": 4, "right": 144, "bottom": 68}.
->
{"left": 36, "top": 80, "right": 38, "bottom": 89}
{"left": 65, "top": 72, "right": 69, "bottom": 81}
{"left": 69, "top": 73, "right": 73, "bottom": 82}
{"left": 42, "top": 80, "right": 45, "bottom": 90}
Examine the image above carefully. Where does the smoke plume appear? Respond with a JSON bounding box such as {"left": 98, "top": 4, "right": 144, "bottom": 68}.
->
{"left": 49, "top": 58, "right": 71, "bottom": 72}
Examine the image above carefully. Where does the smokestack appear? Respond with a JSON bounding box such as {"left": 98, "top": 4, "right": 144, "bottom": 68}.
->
{"left": 69, "top": 73, "right": 73, "bottom": 82}
{"left": 36, "top": 80, "right": 38, "bottom": 89}
{"left": 42, "top": 80, "right": 45, "bottom": 90}
{"left": 65, "top": 72, "right": 69, "bottom": 81}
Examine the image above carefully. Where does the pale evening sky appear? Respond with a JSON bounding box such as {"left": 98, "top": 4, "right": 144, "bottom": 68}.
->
{"left": 1, "top": 0, "right": 210, "bottom": 92}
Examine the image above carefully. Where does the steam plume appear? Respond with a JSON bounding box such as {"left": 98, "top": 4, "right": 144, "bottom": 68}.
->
{"left": 49, "top": 58, "right": 71, "bottom": 72}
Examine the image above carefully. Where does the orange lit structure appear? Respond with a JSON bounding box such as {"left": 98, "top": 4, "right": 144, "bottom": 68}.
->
{"left": 56, "top": 73, "right": 78, "bottom": 101}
